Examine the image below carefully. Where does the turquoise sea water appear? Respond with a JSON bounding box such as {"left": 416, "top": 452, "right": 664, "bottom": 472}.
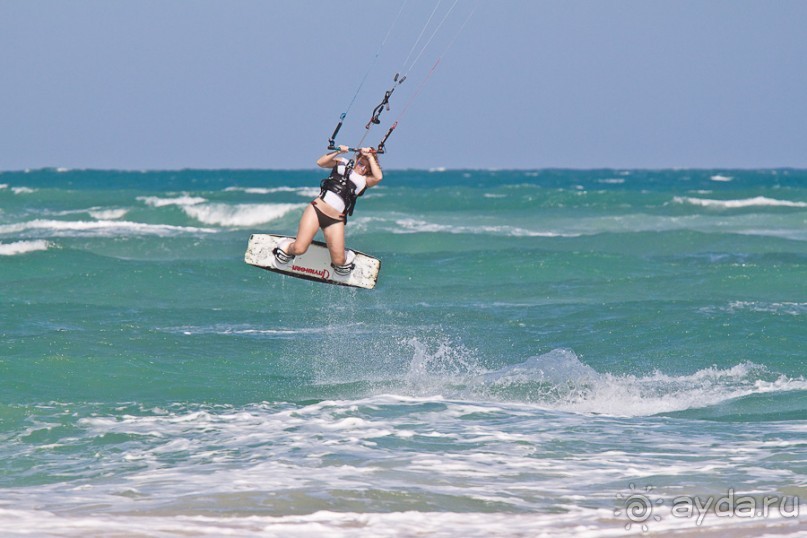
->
{"left": 1, "top": 168, "right": 805, "bottom": 536}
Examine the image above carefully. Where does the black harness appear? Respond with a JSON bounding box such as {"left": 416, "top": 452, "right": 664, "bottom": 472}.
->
{"left": 319, "top": 163, "right": 364, "bottom": 222}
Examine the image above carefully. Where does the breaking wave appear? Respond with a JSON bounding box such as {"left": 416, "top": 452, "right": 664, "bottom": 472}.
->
{"left": 391, "top": 218, "right": 577, "bottom": 237}
{"left": 0, "top": 240, "right": 51, "bottom": 256}
{"left": 224, "top": 186, "right": 320, "bottom": 197}
{"left": 674, "top": 196, "right": 807, "bottom": 209}
{"left": 365, "top": 343, "right": 807, "bottom": 418}
{"left": 182, "top": 203, "right": 304, "bottom": 227}
{"left": 137, "top": 195, "right": 207, "bottom": 207}
{"left": 476, "top": 349, "right": 807, "bottom": 416}
{"left": 0, "top": 220, "right": 216, "bottom": 237}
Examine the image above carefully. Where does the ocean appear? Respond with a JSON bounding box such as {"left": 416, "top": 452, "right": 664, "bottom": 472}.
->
{"left": 1, "top": 168, "right": 805, "bottom": 536}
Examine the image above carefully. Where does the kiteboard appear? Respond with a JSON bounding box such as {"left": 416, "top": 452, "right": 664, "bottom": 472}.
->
{"left": 244, "top": 234, "right": 381, "bottom": 290}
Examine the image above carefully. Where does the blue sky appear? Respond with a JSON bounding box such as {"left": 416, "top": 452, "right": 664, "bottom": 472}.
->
{"left": 2, "top": 0, "right": 806, "bottom": 170}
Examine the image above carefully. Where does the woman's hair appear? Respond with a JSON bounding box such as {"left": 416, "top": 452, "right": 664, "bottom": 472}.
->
{"left": 356, "top": 153, "right": 381, "bottom": 174}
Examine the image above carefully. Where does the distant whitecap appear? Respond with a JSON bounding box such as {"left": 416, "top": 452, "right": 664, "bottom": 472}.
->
{"left": 0, "top": 240, "right": 51, "bottom": 256}
{"left": 674, "top": 195, "right": 807, "bottom": 208}
{"left": 89, "top": 209, "right": 128, "bottom": 220}
{"left": 138, "top": 195, "right": 207, "bottom": 207}
{"left": 0, "top": 219, "right": 216, "bottom": 237}
{"left": 182, "top": 203, "right": 304, "bottom": 227}
{"left": 11, "top": 187, "right": 37, "bottom": 194}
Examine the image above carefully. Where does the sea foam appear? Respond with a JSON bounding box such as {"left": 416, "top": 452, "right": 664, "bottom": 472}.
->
{"left": 674, "top": 196, "right": 807, "bottom": 209}
{"left": 379, "top": 340, "right": 807, "bottom": 417}
{"left": 182, "top": 203, "right": 304, "bottom": 227}
{"left": 89, "top": 208, "right": 128, "bottom": 220}
{"left": 0, "top": 220, "right": 216, "bottom": 237}
{"left": 138, "top": 195, "right": 207, "bottom": 207}
{"left": 392, "top": 218, "right": 576, "bottom": 237}
{"left": 11, "top": 186, "right": 37, "bottom": 194}
{"left": 225, "top": 186, "right": 320, "bottom": 197}
{"left": 479, "top": 349, "right": 807, "bottom": 416}
{"left": 0, "top": 240, "right": 51, "bottom": 256}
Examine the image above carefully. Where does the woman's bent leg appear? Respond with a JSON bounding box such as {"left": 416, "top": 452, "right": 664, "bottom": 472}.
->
{"left": 322, "top": 221, "right": 347, "bottom": 266}
{"left": 287, "top": 205, "right": 319, "bottom": 256}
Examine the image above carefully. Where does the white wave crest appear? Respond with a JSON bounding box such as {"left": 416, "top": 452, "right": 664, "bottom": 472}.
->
{"left": 224, "top": 186, "right": 320, "bottom": 197}
{"left": 481, "top": 349, "right": 807, "bottom": 417}
{"left": 161, "top": 324, "right": 332, "bottom": 337}
{"left": 0, "top": 508, "right": 624, "bottom": 538}
{"left": 11, "top": 186, "right": 37, "bottom": 194}
{"left": 392, "top": 218, "right": 577, "bottom": 237}
{"left": 138, "top": 195, "right": 207, "bottom": 207}
{"left": 0, "top": 220, "right": 216, "bottom": 237}
{"left": 0, "top": 240, "right": 51, "bottom": 256}
{"left": 89, "top": 208, "right": 128, "bottom": 220}
{"left": 182, "top": 203, "right": 304, "bottom": 227}
{"left": 701, "top": 301, "right": 807, "bottom": 317}
{"left": 674, "top": 196, "right": 807, "bottom": 209}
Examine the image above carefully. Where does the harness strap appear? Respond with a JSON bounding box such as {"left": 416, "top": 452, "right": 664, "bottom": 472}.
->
{"left": 319, "top": 162, "right": 363, "bottom": 223}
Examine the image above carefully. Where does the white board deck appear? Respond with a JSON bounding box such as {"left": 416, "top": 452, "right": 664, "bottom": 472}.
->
{"left": 244, "top": 234, "right": 381, "bottom": 290}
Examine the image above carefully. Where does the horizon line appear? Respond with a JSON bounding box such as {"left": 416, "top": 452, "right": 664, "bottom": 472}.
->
{"left": 3, "top": 165, "right": 806, "bottom": 174}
